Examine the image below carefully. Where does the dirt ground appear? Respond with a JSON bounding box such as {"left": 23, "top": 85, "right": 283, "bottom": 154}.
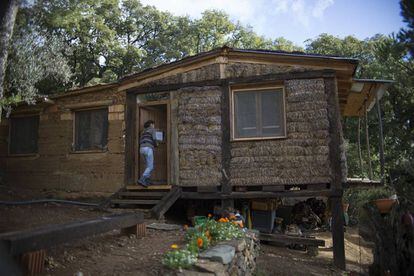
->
{"left": 0, "top": 189, "right": 374, "bottom": 276}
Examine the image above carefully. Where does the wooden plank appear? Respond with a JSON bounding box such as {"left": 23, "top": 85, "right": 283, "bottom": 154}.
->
{"left": 111, "top": 199, "right": 159, "bottom": 205}
{"left": 170, "top": 91, "right": 179, "bottom": 186}
{"left": 118, "top": 191, "right": 167, "bottom": 197}
{"left": 124, "top": 93, "right": 137, "bottom": 185}
{"left": 324, "top": 76, "right": 346, "bottom": 270}
{"left": 197, "top": 186, "right": 218, "bottom": 193}
{"left": 0, "top": 213, "right": 144, "bottom": 255}
{"left": 151, "top": 186, "right": 182, "bottom": 220}
{"left": 126, "top": 185, "right": 171, "bottom": 190}
{"left": 181, "top": 190, "right": 334, "bottom": 199}
{"left": 262, "top": 185, "right": 285, "bottom": 192}
{"left": 64, "top": 100, "right": 113, "bottom": 110}
{"left": 259, "top": 233, "right": 325, "bottom": 247}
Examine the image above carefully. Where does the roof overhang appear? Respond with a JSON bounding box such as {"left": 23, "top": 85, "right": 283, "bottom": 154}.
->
{"left": 342, "top": 79, "right": 393, "bottom": 117}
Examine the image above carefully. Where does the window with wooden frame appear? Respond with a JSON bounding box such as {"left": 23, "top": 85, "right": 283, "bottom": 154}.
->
{"left": 74, "top": 108, "right": 108, "bottom": 152}
{"left": 231, "top": 87, "right": 286, "bottom": 140}
{"left": 9, "top": 115, "right": 39, "bottom": 155}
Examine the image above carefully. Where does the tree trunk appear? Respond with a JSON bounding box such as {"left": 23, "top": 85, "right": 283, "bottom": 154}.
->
{"left": 0, "top": 0, "right": 19, "bottom": 120}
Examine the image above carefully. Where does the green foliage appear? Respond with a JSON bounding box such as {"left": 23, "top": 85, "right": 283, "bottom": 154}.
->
{"left": 344, "top": 187, "right": 395, "bottom": 221}
{"left": 164, "top": 218, "right": 244, "bottom": 270}
{"left": 162, "top": 249, "right": 197, "bottom": 269}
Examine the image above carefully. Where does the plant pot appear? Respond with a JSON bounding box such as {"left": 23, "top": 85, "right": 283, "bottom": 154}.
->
{"left": 373, "top": 198, "right": 396, "bottom": 214}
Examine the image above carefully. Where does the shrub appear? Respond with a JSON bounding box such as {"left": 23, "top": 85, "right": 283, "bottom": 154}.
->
{"left": 163, "top": 217, "right": 245, "bottom": 269}
{"left": 344, "top": 186, "right": 394, "bottom": 223}
{"left": 162, "top": 249, "right": 197, "bottom": 269}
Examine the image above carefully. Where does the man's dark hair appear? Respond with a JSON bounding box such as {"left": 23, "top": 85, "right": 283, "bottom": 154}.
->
{"left": 144, "top": 120, "right": 154, "bottom": 128}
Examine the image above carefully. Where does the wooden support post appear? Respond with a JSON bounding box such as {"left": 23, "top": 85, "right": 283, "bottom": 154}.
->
{"left": 364, "top": 103, "right": 373, "bottom": 180}
{"left": 124, "top": 93, "right": 137, "bottom": 186}
{"left": 357, "top": 117, "right": 364, "bottom": 177}
{"left": 170, "top": 91, "right": 179, "bottom": 186}
{"left": 221, "top": 84, "right": 233, "bottom": 209}
{"left": 376, "top": 93, "right": 385, "bottom": 184}
{"left": 324, "top": 77, "right": 346, "bottom": 270}
{"left": 330, "top": 195, "right": 346, "bottom": 270}
{"left": 121, "top": 223, "right": 146, "bottom": 237}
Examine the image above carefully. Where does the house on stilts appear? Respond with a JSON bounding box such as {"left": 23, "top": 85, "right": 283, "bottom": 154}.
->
{"left": 0, "top": 46, "right": 392, "bottom": 269}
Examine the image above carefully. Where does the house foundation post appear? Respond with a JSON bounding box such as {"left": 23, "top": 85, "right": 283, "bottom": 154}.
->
{"left": 330, "top": 192, "right": 346, "bottom": 270}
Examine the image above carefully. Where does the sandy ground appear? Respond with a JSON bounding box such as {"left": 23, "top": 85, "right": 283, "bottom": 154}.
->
{"left": 0, "top": 189, "right": 374, "bottom": 276}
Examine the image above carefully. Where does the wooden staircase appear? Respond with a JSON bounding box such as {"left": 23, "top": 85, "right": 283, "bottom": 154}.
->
{"left": 111, "top": 185, "right": 172, "bottom": 208}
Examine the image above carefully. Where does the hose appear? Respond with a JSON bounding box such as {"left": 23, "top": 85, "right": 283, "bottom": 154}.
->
{"left": 0, "top": 199, "right": 99, "bottom": 207}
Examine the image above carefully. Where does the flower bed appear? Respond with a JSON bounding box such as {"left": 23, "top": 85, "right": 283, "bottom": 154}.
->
{"left": 162, "top": 216, "right": 259, "bottom": 275}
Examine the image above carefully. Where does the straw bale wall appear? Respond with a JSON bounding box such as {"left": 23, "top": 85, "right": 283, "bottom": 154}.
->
{"left": 176, "top": 86, "right": 222, "bottom": 186}
{"left": 230, "top": 78, "right": 332, "bottom": 186}
{"left": 225, "top": 62, "right": 305, "bottom": 78}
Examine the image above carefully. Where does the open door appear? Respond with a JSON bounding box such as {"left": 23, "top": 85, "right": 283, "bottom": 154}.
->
{"left": 137, "top": 102, "right": 169, "bottom": 185}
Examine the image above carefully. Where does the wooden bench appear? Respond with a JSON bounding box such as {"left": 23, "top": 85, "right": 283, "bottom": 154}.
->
{"left": 0, "top": 212, "right": 145, "bottom": 275}
{"left": 259, "top": 233, "right": 325, "bottom": 256}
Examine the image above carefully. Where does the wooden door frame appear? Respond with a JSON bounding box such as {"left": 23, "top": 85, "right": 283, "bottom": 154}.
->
{"left": 135, "top": 100, "right": 171, "bottom": 185}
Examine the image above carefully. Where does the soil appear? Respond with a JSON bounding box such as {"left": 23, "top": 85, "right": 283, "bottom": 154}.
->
{"left": 0, "top": 188, "right": 374, "bottom": 276}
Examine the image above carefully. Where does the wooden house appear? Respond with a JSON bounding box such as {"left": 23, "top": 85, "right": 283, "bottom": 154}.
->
{"left": 0, "top": 47, "right": 392, "bottom": 268}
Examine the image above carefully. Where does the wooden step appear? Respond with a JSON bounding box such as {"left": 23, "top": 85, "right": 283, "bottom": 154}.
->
{"left": 118, "top": 191, "right": 167, "bottom": 198}
{"left": 126, "top": 185, "right": 171, "bottom": 191}
{"left": 111, "top": 199, "right": 160, "bottom": 205}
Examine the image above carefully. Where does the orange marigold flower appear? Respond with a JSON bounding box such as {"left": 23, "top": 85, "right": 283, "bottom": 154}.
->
{"left": 171, "top": 244, "right": 179, "bottom": 249}
{"left": 229, "top": 215, "right": 236, "bottom": 220}
{"left": 197, "top": 237, "right": 203, "bottom": 248}
{"left": 208, "top": 213, "right": 212, "bottom": 218}
{"left": 218, "top": 218, "right": 227, "bottom": 223}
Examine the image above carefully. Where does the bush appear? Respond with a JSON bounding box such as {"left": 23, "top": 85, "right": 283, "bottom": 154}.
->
{"left": 162, "top": 249, "right": 197, "bottom": 269}
{"left": 163, "top": 217, "right": 245, "bottom": 269}
{"left": 344, "top": 186, "right": 395, "bottom": 223}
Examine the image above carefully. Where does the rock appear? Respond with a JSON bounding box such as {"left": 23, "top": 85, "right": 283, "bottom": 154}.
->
{"left": 177, "top": 269, "right": 215, "bottom": 276}
{"left": 199, "top": 245, "right": 235, "bottom": 265}
{"left": 220, "top": 239, "right": 246, "bottom": 252}
{"left": 195, "top": 259, "right": 227, "bottom": 274}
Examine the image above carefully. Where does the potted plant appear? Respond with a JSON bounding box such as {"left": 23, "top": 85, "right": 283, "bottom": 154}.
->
{"left": 369, "top": 188, "right": 397, "bottom": 214}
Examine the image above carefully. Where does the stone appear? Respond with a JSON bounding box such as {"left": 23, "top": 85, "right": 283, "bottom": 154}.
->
{"left": 195, "top": 259, "right": 227, "bottom": 274}
{"left": 177, "top": 270, "right": 214, "bottom": 276}
{"left": 220, "top": 239, "right": 246, "bottom": 252}
{"left": 199, "top": 245, "right": 235, "bottom": 265}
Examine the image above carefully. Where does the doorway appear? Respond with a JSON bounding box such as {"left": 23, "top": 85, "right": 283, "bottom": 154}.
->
{"left": 136, "top": 101, "right": 170, "bottom": 185}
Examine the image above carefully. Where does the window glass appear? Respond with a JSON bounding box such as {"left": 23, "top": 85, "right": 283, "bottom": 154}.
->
{"left": 74, "top": 108, "right": 108, "bottom": 151}
{"left": 233, "top": 88, "right": 284, "bottom": 139}
{"left": 9, "top": 116, "right": 39, "bottom": 154}
{"left": 235, "top": 92, "right": 257, "bottom": 137}
{"left": 261, "top": 90, "right": 284, "bottom": 136}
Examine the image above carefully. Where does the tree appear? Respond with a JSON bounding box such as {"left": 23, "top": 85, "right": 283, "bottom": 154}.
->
{"left": 399, "top": 0, "right": 414, "bottom": 56}
{"left": 0, "top": 0, "right": 19, "bottom": 118}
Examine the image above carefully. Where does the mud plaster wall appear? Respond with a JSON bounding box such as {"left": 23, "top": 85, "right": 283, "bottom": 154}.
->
{"left": 0, "top": 89, "right": 126, "bottom": 193}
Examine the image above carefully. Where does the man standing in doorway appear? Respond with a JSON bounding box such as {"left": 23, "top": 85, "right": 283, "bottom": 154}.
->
{"left": 138, "top": 120, "right": 157, "bottom": 187}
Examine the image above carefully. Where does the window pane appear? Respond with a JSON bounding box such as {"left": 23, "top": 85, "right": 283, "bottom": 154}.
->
{"left": 235, "top": 92, "right": 257, "bottom": 138}
{"left": 75, "top": 109, "right": 108, "bottom": 151}
{"left": 261, "top": 90, "right": 284, "bottom": 136}
{"left": 10, "top": 116, "right": 39, "bottom": 154}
